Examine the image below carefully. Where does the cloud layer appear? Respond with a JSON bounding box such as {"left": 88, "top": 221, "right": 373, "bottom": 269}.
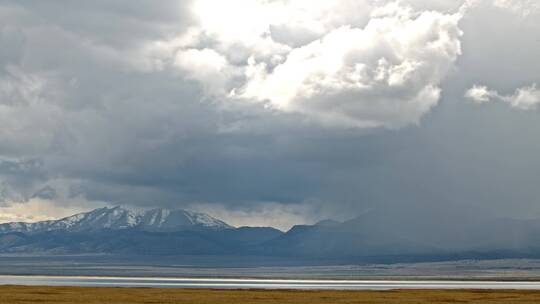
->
{"left": 1, "top": 0, "right": 540, "bottom": 228}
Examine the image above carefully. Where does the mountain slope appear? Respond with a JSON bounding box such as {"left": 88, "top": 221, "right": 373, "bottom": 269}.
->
{"left": 0, "top": 227, "right": 285, "bottom": 255}
{"left": 0, "top": 207, "right": 284, "bottom": 255}
{"left": 259, "top": 211, "right": 540, "bottom": 261}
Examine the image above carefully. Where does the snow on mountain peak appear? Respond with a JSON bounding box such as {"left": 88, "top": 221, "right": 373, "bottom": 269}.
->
{"left": 0, "top": 206, "right": 233, "bottom": 234}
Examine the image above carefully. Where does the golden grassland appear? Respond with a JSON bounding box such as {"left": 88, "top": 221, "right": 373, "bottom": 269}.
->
{"left": 2, "top": 286, "right": 540, "bottom": 304}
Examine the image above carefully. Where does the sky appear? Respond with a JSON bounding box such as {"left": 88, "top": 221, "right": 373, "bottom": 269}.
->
{"left": 0, "top": 0, "right": 539, "bottom": 230}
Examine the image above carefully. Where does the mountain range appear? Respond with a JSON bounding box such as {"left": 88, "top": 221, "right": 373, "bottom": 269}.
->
{"left": 0, "top": 206, "right": 232, "bottom": 234}
{"left": 2, "top": 206, "right": 540, "bottom": 263}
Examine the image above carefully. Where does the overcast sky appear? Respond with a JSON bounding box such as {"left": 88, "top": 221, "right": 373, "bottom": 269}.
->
{"left": 0, "top": 0, "right": 539, "bottom": 229}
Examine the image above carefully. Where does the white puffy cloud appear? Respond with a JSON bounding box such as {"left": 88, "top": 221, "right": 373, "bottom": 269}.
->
{"left": 170, "top": 1, "right": 467, "bottom": 128}
{"left": 174, "top": 48, "right": 236, "bottom": 95}
{"left": 508, "top": 85, "right": 540, "bottom": 110}
{"left": 465, "top": 83, "right": 540, "bottom": 110}
{"left": 493, "top": 0, "right": 540, "bottom": 16}
{"left": 465, "top": 85, "right": 496, "bottom": 103}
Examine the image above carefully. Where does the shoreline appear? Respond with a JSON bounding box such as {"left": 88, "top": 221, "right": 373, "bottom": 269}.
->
{"left": 4, "top": 273, "right": 540, "bottom": 282}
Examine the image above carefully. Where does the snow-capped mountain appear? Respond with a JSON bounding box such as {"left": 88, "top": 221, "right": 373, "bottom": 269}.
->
{"left": 0, "top": 206, "right": 233, "bottom": 234}
{"left": 3, "top": 207, "right": 540, "bottom": 261}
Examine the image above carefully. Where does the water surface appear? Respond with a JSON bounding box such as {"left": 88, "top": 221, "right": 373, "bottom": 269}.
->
{"left": 2, "top": 275, "right": 540, "bottom": 290}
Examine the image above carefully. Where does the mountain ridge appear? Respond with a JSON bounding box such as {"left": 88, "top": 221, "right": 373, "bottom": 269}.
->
{"left": 0, "top": 206, "right": 233, "bottom": 234}
{"left": 3, "top": 207, "right": 540, "bottom": 264}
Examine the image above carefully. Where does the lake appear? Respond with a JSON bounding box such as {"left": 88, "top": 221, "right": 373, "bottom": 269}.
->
{"left": 2, "top": 275, "right": 540, "bottom": 290}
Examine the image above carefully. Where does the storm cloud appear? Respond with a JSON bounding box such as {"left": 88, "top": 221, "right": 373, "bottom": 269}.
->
{"left": 1, "top": 0, "right": 540, "bottom": 229}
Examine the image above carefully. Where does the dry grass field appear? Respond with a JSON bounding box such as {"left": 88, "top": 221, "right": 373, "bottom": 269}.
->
{"left": 2, "top": 286, "right": 540, "bottom": 304}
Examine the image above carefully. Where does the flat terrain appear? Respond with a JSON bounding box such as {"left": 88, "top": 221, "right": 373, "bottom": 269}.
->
{"left": 3, "top": 286, "right": 540, "bottom": 304}
{"left": 5, "top": 256, "right": 540, "bottom": 280}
